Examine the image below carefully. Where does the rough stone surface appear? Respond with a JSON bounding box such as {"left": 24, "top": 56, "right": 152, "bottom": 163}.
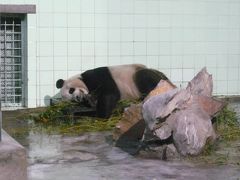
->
{"left": 154, "top": 102, "right": 216, "bottom": 155}
{"left": 144, "top": 80, "right": 176, "bottom": 102}
{"left": 113, "top": 104, "right": 145, "bottom": 142}
{"left": 143, "top": 88, "right": 178, "bottom": 131}
{"left": 186, "top": 67, "right": 213, "bottom": 97}
{"left": 0, "top": 130, "right": 27, "bottom": 180}
{"left": 138, "top": 144, "right": 180, "bottom": 160}
{"left": 143, "top": 67, "right": 225, "bottom": 156}
{"left": 112, "top": 104, "right": 146, "bottom": 154}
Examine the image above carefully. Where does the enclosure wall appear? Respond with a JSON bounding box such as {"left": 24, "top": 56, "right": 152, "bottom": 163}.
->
{"left": 1, "top": 0, "right": 240, "bottom": 107}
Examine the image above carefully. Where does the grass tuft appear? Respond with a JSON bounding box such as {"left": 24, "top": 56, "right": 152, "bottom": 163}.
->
{"left": 29, "top": 100, "right": 137, "bottom": 135}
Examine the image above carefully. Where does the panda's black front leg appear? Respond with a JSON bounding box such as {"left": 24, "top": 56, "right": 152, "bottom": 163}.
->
{"left": 96, "top": 94, "right": 119, "bottom": 118}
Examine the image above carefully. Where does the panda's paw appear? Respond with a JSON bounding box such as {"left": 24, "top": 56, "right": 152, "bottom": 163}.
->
{"left": 81, "top": 95, "right": 97, "bottom": 108}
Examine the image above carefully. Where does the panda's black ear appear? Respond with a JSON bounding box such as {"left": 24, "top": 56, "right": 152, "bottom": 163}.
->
{"left": 56, "top": 79, "right": 64, "bottom": 89}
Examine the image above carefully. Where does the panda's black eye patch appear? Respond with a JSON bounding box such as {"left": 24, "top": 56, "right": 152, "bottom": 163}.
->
{"left": 69, "top": 88, "right": 75, "bottom": 94}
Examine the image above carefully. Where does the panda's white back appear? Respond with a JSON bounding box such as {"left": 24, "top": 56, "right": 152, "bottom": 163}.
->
{"left": 109, "top": 64, "right": 146, "bottom": 100}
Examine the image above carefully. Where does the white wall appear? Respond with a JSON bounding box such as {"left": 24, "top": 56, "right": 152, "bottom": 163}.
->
{"left": 1, "top": 0, "right": 240, "bottom": 107}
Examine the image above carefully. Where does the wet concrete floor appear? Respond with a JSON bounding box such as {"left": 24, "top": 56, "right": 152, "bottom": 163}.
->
{"left": 2, "top": 101, "right": 240, "bottom": 180}
{"left": 26, "top": 131, "right": 239, "bottom": 180}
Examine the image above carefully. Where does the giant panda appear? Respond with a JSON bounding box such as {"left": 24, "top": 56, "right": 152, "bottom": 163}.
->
{"left": 56, "top": 64, "right": 169, "bottom": 118}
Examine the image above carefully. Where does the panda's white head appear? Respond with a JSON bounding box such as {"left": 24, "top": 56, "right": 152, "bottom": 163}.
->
{"left": 56, "top": 75, "right": 89, "bottom": 102}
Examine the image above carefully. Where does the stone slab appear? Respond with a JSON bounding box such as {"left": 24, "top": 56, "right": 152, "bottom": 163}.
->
{"left": 0, "top": 130, "right": 27, "bottom": 180}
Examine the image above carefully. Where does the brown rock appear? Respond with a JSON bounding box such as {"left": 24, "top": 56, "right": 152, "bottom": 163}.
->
{"left": 144, "top": 80, "right": 177, "bottom": 101}
{"left": 192, "top": 95, "right": 226, "bottom": 117}
{"left": 113, "top": 104, "right": 145, "bottom": 142}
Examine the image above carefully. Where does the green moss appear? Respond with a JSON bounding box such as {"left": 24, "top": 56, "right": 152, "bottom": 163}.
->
{"left": 29, "top": 101, "right": 76, "bottom": 124}
{"left": 29, "top": 100, "right": 136, "bottom": 135}
{"left": 30, "top": 100, "right": 239, "bottom": 139}
{"left": 215, "top": 107, "right": 240, "bottom": 141}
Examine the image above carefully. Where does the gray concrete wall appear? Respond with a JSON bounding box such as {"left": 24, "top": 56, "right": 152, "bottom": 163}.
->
{"left": 0, "top": 130, "right": 27, "bottom": 180}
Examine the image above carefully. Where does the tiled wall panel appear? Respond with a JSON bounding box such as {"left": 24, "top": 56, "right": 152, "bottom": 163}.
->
{"left": 1, "top": 0, "right": 240, "bottom": 107}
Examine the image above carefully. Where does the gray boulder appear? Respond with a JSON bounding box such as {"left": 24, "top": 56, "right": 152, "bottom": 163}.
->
{"left": 142, "top": 67, "right": 225, "bottom": 156}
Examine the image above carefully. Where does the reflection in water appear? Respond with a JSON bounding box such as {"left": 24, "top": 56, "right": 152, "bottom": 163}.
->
{"left": 28, "top": 131, "right": 62, "bottom": 164}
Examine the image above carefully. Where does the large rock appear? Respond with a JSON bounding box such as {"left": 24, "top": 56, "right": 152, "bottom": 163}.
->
{"left": 154, "top": 101, "right": 216, "bottom": 155}
{"left": 113, "top": 104, "right": 144, "bottom": 141}
{"left": 186, "top": 67, "right": 213, "bottom": 96}
{"left": 113, "top": 80, "right": 178, "bottom": 155}
{"left": 113, "top": 104, "right": 145, "bottom": 154}
{"left": 143, "top": 68, "right": 225, "bottom": 156}
{"left": 142, "top": 80, "right": 178, "bottom": 132}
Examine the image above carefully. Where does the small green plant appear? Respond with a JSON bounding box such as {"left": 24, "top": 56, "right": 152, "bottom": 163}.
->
{"left": 215, "top": 107, "right": 240, "bottom": 141}
{"left": 30, "top": 101, "right": 77, "bottom": 124}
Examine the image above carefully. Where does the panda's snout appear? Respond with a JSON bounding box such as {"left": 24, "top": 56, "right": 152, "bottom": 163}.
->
{"left": 71, "top": 88, "right": 88, "bottom": 102}
{"left": 75, "top": 95, "right": 83, "bottom": 102}
{"left": 75, "top": 93, "right": 87, "bottom": 102}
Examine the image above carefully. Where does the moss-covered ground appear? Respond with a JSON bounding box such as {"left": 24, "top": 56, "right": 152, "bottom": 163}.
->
{"left": 21, "top": 100, "right": 136, "bottom": 135}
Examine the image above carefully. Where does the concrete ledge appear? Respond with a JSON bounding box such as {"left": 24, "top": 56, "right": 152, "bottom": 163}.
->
{"left": 0, "top": 130, "right": 27, "bottom": 180}
{"left": 0, "top": 4, "right": 36, "bottom": 14}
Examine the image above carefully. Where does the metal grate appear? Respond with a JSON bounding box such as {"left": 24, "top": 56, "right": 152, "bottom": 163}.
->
{"left": 0, "top": 16, "right": 24, "bottom": 107}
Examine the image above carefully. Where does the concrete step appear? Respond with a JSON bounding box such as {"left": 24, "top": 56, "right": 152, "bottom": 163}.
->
{"left": 0, "top": 130, "right": 27, "bottom": 180}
